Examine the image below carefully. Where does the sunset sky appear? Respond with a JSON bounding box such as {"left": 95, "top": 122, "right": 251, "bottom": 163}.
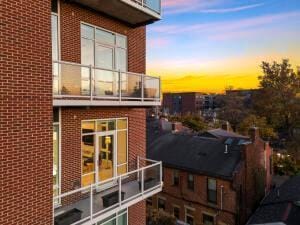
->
{"left": 146, "top": 0, "right": 300, "bottom": 93}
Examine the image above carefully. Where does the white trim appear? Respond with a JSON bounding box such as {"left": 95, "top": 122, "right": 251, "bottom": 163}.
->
{"left": 53, "top": 99, "right": 161, "bottom": 107}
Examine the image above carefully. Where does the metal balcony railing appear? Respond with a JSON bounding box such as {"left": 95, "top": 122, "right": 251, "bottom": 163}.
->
{"left": 53, "top": 61, "right": 160, "bottom": 105}
{"left": 54, "top": 157, "right": 163, "bottom": 225}
{"left": 131, "top": 0, "right": 161, "bottom": 14}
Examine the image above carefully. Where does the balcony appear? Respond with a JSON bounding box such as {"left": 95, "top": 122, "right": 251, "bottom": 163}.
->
{"left": 54, "top": 157, "right": 163, "bottom": 225}
{"left": 71, "top": 0, "right": 161, "bottom": 26}
{"left": 53, "top": 61, "right": 161, "bottom": 107}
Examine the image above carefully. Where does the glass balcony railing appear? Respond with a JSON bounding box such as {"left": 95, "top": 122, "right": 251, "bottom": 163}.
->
{"left": 53, "top": 157, "right": 163, "bottom": 225}
{"left": 53, "top": 61, "right": 161, "bottom": 105}
{"left": 133, "top": 0, "right": 161, "bottom": 14}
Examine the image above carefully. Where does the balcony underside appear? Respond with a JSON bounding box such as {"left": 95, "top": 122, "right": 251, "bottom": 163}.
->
{"left": 70, "top": 0, "right": 161, "bottom": 27}
{"left": 55, "top": 180, "right": 162, "bottom": 225}
{"left": 53, "top": 98, "right": 161, "bottom": 107}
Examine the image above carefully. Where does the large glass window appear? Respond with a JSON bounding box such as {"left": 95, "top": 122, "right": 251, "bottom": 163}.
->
{"left": 81, "top": 118, "right": 128, "bottom": 187}
{"left": 172, "top": 170, "right": 179, "bottom": 186}
{"left": 207, "top": 178, "right": 217, "bottom": 204}
{"left": 203, "top": 214, "right": 214, "bottom": 225}
{"left": 187, "top": 174, "right": 194, "bottom": 191}
{"left": 157, "top": 198, "right": 166, "bottom": 211}
{"left": 81, "top": 24, "right": 127, "bottom": 97}
{"left": 185, "top": 208, "right": 194, "bottom": 225}
{"left": 51, "top": 12, "right": 59, "bottom": 95}
{"left": 53, "top": 108, "right": 60, "bottom": 205}
{"left": 97, "top": 209, "right": 127, "bottom": 225}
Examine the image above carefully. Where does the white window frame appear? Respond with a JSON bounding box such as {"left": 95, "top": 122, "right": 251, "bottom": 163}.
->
{"left": 202, "top": 212, "right": 216, "bottom": 225}
{"left": 97, "top": 208, "right": 128, "bottom": 225}
{"left": 80, "top": 21, "right": 128, "bottom": 72}
{"left": 81, "top": 118, "right": 129, "bottom": 187}
{"left": 53, "top": 107, "right": 61, "bottom": 207}
{"left": 184, "top": 206, "right": 195, "bottom": 225}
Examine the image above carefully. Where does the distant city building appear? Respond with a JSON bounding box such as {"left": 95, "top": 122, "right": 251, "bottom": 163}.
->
{"left": 162, "top": 92, "right": 217, "bottom": 116}
{"left": 147, "top": 122, "right": 273, "bottom": 225}
{"left": 247, "top": 175, "right": 300, "bottom": 225}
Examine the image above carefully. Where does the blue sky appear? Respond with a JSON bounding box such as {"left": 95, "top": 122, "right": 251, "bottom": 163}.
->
{"left": 146, "top": 0, "right": 300, "bottom": 93}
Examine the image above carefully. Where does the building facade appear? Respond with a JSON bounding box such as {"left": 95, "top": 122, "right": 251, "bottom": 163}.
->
{"left": 1, "top": 0, "right": 162, "bottom": 224}
{"left": 147, "top": 126, "right": 273, "bottom": 225}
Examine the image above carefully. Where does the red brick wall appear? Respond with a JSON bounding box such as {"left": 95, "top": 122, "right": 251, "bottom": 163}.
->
{"left": 0, "top": 0, "right": 53, "bottom": 224}
{"left": 152, "top": 167, "right": 237, "bottom": 225}
{"left": 59, "top": 1, "right": 146, "bottom": 74}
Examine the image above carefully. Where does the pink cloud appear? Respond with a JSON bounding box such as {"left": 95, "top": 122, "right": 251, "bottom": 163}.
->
{"left": 148, "top": 37, "right": 171, "bottom": 48}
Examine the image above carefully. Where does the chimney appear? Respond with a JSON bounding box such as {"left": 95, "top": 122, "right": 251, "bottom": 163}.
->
{"left": 224, "top": 145, "right": 228, "bottom": 154}
{"left": 221, "top": 121, "right": 230, "bottom": 132}
{"left": 249, "top": 127, "right": 259, "bottom": 142}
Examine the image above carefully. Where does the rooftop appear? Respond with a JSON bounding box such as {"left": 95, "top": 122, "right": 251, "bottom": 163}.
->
{"left": 247, "top": 176, "right": 300, "bottom": 225}
{"left": 147, "top": 132, "right": 243, "bottom": 180}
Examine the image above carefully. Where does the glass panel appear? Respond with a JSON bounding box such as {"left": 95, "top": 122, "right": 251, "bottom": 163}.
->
{"left": 117, "top": 164, "right": 127, "bottom": 176}
{"left": 82, "top": 135, "right": 95, "bottom": 176}
{"left": 145, "top": 0, "right": 160, "bottom": 13}
{"left": 95, "top": 29, "right": 115, "bottom": 45}
{"left": 116, "top": 48, "right": 127, "bottom": 71}
{"left": 60, "top": 63, "right": 90, "bottom": 96}
{"left": 94, "top": 69, "right": 118, "bottom": 97}
{"left": 118, "top": 212, "right": 127, "bottom": 225}
{"left": 81, "top": 24, "right": 94, "bottom": 39}
{"left": 121, "top": 73, "right": 142, "bottom": 98}
{"left": 208, "top": 179, "right": 216, "bottom": 190}
{"left": 53, "top": 108, "right": 59, "bottom": 122}
{"left": 95, "top": 44, "right": 113, "bottom": 69}
{"left": 53, "top": 124, "right": 59, "bottom": 200}
{"left": 82, "top": 121, "right": 95, "bottom": 133}
{"left": 99, "top": 135, "right": 114, "bottom": 181}
{"left": 116, "top": 35, "right": 127, "bottom": 49}
{"left": 51, "top": 0, "right": 58, "bottom": 13}
{"left": 117, "top": 119, "right": 127, "bottom": 130}
{"left": 81, "top": 38, "right": 94, "bottom": 66}
{"left": 117, "top": 130, "right": 127, "bottom": 164}
{"left": 144, "top": 76, "right": 159, "bottom": 98}
{"left": 97, "top": 120, "right": 115, "bottom": 132}
{"left": 203, "top": 214, "right": 214, "bottom": 225}
{"left": 51, "top": 15, "right": 59, "bottom": 61}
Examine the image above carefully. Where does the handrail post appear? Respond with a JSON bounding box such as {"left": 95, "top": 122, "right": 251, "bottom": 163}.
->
{"left": 160, "top": 162, "right": 163, "bottom": 185}
{"left": 90, "top": 64, "right": 93, "bottom": 101}
{"left": 118, "top": 70, "right": 122, "bottom": 102}
{"left": 137, "top": 156, "right": 140, "bottom": 181}
{"left": 141, "top": 168, "right": 144, "bottom": 196}
{"left": 90, "top": 184, "right": 93, "bottom": 222}
{"left": 141, "top": 74, "right": 144, "bottom": 102}
{"left": 118, "top": 176, "right": 122, "bottom": 207}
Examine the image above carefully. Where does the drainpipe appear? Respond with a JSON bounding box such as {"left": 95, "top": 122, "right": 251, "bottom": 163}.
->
{"left": 221, "top": 185, "right": 224, "bottom": 210}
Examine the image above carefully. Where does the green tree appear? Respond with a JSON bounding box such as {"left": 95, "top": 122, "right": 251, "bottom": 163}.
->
{"left": 181, "top": 115, "right": 208, "bottom": 132}
{"left": 253, "top": 59, "right": 300, "bottom": 137}
{"left": 238, "top": 114, "right": 277, "bottom": 140}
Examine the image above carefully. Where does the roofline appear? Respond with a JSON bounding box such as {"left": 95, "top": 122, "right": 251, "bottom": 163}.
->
{"left": 162, "top": 163, "right": 234, "bottom": 181}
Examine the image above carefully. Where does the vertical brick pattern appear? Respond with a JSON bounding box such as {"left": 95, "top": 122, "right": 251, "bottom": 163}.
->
{"left": 0, "top": 0, "right": 53, "bottom": 224}
{"left": 129, "top": 201, "right": 146, "bottom": 225}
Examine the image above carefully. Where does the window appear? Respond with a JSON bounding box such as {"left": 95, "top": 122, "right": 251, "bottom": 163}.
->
{"left": 173, "top": 206, "right": 180, "bottom": 219}
{"left": 53, "top": 108, "right": 60, "bottom": 205}
{"left": 207, "top": 178, "right": 217, "bottom": 204}
{"left": 187, "top": 174, "right": 194, "bottom": 191}
{"left": 51, "top": 11, "right": 59, "bottom": 95}
{"left": 173, "top": 170, "right": 179, "bottom": 186}
{"left": 203, "top": 213, "right": 214, "bottom": 225}
{"left": 81, "top": 118, "right": 128, "bottom": 187}
{"left": 97, "top": 209, "right": 127, "bottom": 225}
{"left": 80, "top": 23, "right": 127, "bottom": 97}
{"left": 185, "top": 207, "right": 194, "bottom": 225}
{"left": 158, "top": 197, "right": 166, "bottom": 211}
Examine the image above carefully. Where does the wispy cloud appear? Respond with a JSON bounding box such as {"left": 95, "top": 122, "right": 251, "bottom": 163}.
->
{"left": 148, "top": 37, "right": 171, "bottom": 48}
{"left": 162, "top": 0, "right": 264, "bottom": 15}
{"left": 149, "top": 11, "right": 300, "bottom": 35}
{"left": 198, "top": 3, "right": 265, "bottom": 13}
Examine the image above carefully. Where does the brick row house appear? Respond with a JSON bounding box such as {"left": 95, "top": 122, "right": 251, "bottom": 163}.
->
{"left": 147, "top": 123, "right": 273, "bottom": 225}
{"left": 1, "top": 0, "right": 163, "bottom": 224}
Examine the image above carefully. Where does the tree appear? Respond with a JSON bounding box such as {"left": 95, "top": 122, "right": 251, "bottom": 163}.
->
{"left": 215, "top": 93, "right": 249, "bottom": 131}
{"left": 253, "top": 59, "right": 300, "bottom": 137}
{"left": 181, "top": 115, "right": 208, "bottom": 132}
{"left": 148, "top": 209, "right": 176, "bottom": 225}
{"left": 238, "top": 114, "right": 277, "bottom": 140}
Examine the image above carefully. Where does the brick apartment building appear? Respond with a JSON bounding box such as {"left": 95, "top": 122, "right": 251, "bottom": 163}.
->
{"left": 0, "top": 0, "right": 163, "bottom": 224}
{"left": 162, "top": 92, "right": 216, "bottom": 115}
{"left": 147, "top": 123, "right": 273, "bottom": 225}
